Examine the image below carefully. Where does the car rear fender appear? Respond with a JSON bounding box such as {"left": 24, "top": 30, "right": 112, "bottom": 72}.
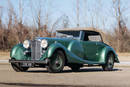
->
{"left": 101, "top": 47, "right": 119, "bottom": 63}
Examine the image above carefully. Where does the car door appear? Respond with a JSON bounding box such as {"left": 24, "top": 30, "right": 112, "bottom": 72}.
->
{"left": 82, "top": 32, "right": 102, "bottom": 62}
{"left": 83, "top": 41, "right": 98, "bottom": 61}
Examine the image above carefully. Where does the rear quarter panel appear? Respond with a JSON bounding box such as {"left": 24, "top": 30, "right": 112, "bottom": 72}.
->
{"left": 97, "top": 42, "right": 119, "bottom": 63}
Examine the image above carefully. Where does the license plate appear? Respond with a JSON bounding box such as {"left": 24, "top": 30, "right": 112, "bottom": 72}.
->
{"left": 22, "top": 63, "right": 32, "bottom": 67}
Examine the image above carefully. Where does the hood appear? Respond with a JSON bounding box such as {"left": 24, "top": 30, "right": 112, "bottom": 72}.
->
{"left": 36, "top": 37, "right": 74, "bottom": 47}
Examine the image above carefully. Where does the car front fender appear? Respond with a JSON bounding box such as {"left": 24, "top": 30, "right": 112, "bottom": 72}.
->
{"left": 46, "top": 43, "right": 67, "bottom": 59}
{"left": 10, "top": 44, "right": 29, "bottom": 60}
{"left": 45, "top": 42, "right": 90, "bottom": 64}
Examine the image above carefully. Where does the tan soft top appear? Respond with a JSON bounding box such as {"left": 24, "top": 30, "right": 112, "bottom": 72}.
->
{"left": 56, "top": 27, "right": 98, "bottom": 32}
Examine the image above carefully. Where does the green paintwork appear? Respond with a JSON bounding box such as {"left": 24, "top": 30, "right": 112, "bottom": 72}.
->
{"left": 10, "top": 31, "right": 119, "bottom": 65}
{"left": 10, "top": 44, "right": 31, "bottom": 60}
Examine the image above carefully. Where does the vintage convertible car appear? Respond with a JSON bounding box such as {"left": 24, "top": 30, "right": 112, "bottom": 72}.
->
{"left": 9, "top": 28, "right": 119, "bottom": 73}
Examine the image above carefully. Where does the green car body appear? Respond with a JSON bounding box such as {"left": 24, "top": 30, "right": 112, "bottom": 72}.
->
{"left": 9, "top": 29, "right": 119, "bottom": 72}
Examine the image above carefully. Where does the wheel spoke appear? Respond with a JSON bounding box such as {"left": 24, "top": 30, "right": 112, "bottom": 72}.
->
{"left": 102, "top": 53, "right": 114, "bottom": 71}
{"left": 47, "top": 51, "right": 65, "bottom": 73}
{"left": 52, "top": 54, "right": 63, "bottom": 69}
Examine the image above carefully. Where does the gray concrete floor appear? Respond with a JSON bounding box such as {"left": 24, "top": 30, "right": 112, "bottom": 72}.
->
{"left": 0, "top": 64, "right": 130, "bottom": 87}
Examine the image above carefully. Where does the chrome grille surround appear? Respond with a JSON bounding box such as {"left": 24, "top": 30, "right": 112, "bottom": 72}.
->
{"left": 31, "top": 40, "right": 42, "bottom": 60}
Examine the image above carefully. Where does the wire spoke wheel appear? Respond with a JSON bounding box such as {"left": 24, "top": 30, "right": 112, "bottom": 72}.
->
{"left": 102, "top": 53, "right": 114, "bottom": 71}
{"left": 47, "top": 50, "right": 65, "bottom": 73}
{"left": 51, "top": 55, "right": 63, "bottom": 70}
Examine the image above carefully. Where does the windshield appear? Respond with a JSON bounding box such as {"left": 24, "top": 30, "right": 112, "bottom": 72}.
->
{"left": 56, "top": 31, "right": 80, "bottom": 39}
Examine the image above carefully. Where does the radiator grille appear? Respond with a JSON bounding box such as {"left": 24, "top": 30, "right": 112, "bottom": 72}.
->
{"left": 31, "top": 40, "right": 42, "bottom": 60}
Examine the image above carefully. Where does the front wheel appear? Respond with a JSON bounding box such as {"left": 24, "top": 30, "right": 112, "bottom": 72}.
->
{"left": 11, "top": 63, "right": 29, "bottom": 72}
{"left": 102, "top": 53, "right": 114, "bottom": 71}
{"left": 47, "top": 50, "right": 65, "bottom": 73}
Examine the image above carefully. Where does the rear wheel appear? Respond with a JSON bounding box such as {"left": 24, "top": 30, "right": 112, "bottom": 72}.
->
{"left": 47, "top": 50, "right": 65, "bottom": 73}
{"left": 11, "top": 62, "right": 29, "bottom": 72}
{"left": 102, "top": 53, "right": 114, "bottom": 71}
